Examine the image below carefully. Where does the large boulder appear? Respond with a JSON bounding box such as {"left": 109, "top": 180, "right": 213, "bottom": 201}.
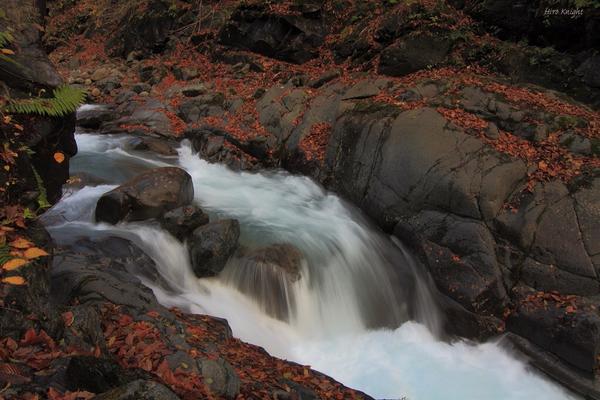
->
{"left": 159, "top": 205, "right": 209, "bottom": 241}
{"left": 188, "top": 219, "right": 240, "bottom": 278}
{"left": 223, "top": 244, "right": 304, "bottom": 320}
{"left": 95, "top": 167, "right": 194, "bottom": 224}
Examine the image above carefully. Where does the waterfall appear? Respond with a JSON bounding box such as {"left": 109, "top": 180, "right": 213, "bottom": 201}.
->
{"left": 42, "top": 131, "right": 577, "bottom": 400}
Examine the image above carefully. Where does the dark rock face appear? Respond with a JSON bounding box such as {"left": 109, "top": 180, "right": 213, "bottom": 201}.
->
{"left": 106, "top": 0, "right": 176, "bottom": 57}
{"left": 159, "top": 205, "right": 209, "bottom": 241}
{"left": 219, "top": 4, "right": 325, "bottom": 64}
{"left": 378, "top": 34, "right": 451, "bottom": 77}
{"left": 188, "top": 219, "right": 240, "bottom": 278}
{"left": 51, "top": 237, "right": 165, "bottom": 313}
{"left": 507, "top": 287, "right": 600, "bottom": 374}
{"left": 450, "top": 0, "right": 600, "bottom": 53}
{"left": 95, "top": 167, "right": 194, "bottom": 224}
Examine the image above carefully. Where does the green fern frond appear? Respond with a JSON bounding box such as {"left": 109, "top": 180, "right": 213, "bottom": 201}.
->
{"left": 31, "top": 166, "right": 51, "bottom": 210}
{"left": 0, "top": 31, "right": 13, "bottom": 47}
{"left": 6, "top": 86, "right": 87, "bottom": 117}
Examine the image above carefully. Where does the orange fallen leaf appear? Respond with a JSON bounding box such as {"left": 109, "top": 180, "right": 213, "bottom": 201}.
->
{"left": 24, "top": 247, "right": 49, "bottom": 260}
{"left": 2, "top": 258, "right": 28, "bottom": 271}
{"left": 53, "top": 152, "right": 65, "bottom": 164}
{"left": 2, "top": 276, "right": 26, "bottom": 285}
{"left": 1, "top": 49, "right": 15, "bottom": 55}
{"left": 9, "top": 238, "right": 33, "bottom": 249}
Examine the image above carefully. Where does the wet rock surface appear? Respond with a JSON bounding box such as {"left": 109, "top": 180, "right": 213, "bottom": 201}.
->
{"left": 189, "top": 219, "right": 241, "bottom": 278}
{"left": 95, "top": 167, "right": 194, "bottom": 224}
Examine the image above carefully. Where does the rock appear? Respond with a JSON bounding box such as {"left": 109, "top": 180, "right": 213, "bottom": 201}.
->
{"left": 109, "top": 99, "right": 173, "bottom": 136}
{"left": 577, "top": 55, "right": 600, "bottom": 88}
{"left": 379, "top": 34, "right": 451, "bottom": 77}
{"left": 574, "top": 178, "right": 600, "bottom": 269}
{"left": 181, "top": 84, "right": 207, "bottom": 97}
{"left": 91, "top": 67, "right": 112, "bottom": 82}
{"left": 130, "top": 137, "right": 178, "bottom": 156}
{"left": 76, "top": 105, "right": 116, "bottom": 130}
{"left": 507, "top": 286, "right": 600, "bottom": 373}
{"left": 395, "top": 211, "right": 507, "bottom": 315}
{"left": 561, "top": 133, "right": 592, "bottom": 155}
{"left": 520, "top": 258, "right": 600, "bottom": 296}
{"left": 91, "top": 87, "right": 102, "bottom": 97}
{"left": 530, "top": 183, "right": 595, "bottom": 279}
{"left": 342, "top": 80, "right": 381, "bottom": 100}
{"left": 219, "top": 3, "right": 325, "bottom": 64}
{"left": 199, "top": 358, "right": 240, "bottom": 398}
{"left": 188, "top": 219, "right": 240, "bottom": 278}
{"left": 106, "top": 0, "right": 176, "bottom": 57}
{"left": 95, "top": 167, "right": 194, "bottom": 224}
{"left": 178, "top": 94, "right": 225, "bottom": 123}
{"left": 93, "top": 380, "right": 181, "bottom": 400}
{"left": 160, "top": 205, "right": 209, "bottom": 241}
{"left": 132, "top": 82, "right": 152, "bottom": 94}
{"left": 51, "top": 238, "right": 165, "bottom": 313}
{"left": 224, "top": 244, "right": 305, "bottom": 320}
{"left": 308, "top": 69, "right": 340, "bottom": 88}
{"left": 485, "top": 122, "right": 500, "bottom": 139}
{"left": 65, "top": 356, "right": 152, "bottom": 393}
{"left": 173, "top": 66, "right": 200, "bottom": 81}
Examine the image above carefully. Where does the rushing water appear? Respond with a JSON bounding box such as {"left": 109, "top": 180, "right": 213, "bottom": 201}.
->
{"left": 43, "top": 123, "right": 576, "bottom": 399}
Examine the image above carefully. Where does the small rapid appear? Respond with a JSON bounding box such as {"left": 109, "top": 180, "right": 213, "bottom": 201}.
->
{"left": 42, "top": 130, "right": 576, "bottom": 400}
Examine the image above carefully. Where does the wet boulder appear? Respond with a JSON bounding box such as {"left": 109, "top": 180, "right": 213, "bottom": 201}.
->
{"left": 223, "top": 244, "right": 304, "bottom": 321}
{"left": 159, "top": 205, "right": 209, "bottom": 241}
{"left": 95, "top": 167, "right": 194, "bottom": 224}
{"left": 129, "top": 136, "right": 178, "bottom": 156}
{"left": 188, "top": 219, "right": 240, "bottom": 278}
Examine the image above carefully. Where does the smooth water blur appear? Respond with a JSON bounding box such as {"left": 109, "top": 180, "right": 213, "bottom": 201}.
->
{"left": 42, "top": 131, "right": 577, "bottom": 400}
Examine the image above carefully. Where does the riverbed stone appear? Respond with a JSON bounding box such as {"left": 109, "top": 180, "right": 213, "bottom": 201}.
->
{"left": 189, "top": 219, "right": 240, "bottom": 277}
{"left": 95, "top": 167, "right": 194, "bottom": 224}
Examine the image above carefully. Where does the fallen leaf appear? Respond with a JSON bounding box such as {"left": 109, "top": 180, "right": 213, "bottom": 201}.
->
{"left": 10, "top": 238, "right": 33, "bottom": 249}
{"left": 1, "top": 49, "right": 15, "bottom": 55}
{"left": 2, "top": 276, "right": 26, "bottom": 285}
{"left": 2, "top": 258, "right": 28, "bottom": 271}
{"left": 53, "top": 152, "right": 65, "bottom": 164}
{"left": 24, "top": 247, "right": 49, "bottom": 259}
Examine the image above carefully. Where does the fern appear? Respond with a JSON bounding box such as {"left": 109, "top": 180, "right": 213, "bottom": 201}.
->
{"left": 31, "top": 167, "right": 51, "bottom": 210}
{"left": 0, "top": 31, "right": 13, "bottom": 47}
{"left": 6, "top": 86, "right": 87, "bottom": 117}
